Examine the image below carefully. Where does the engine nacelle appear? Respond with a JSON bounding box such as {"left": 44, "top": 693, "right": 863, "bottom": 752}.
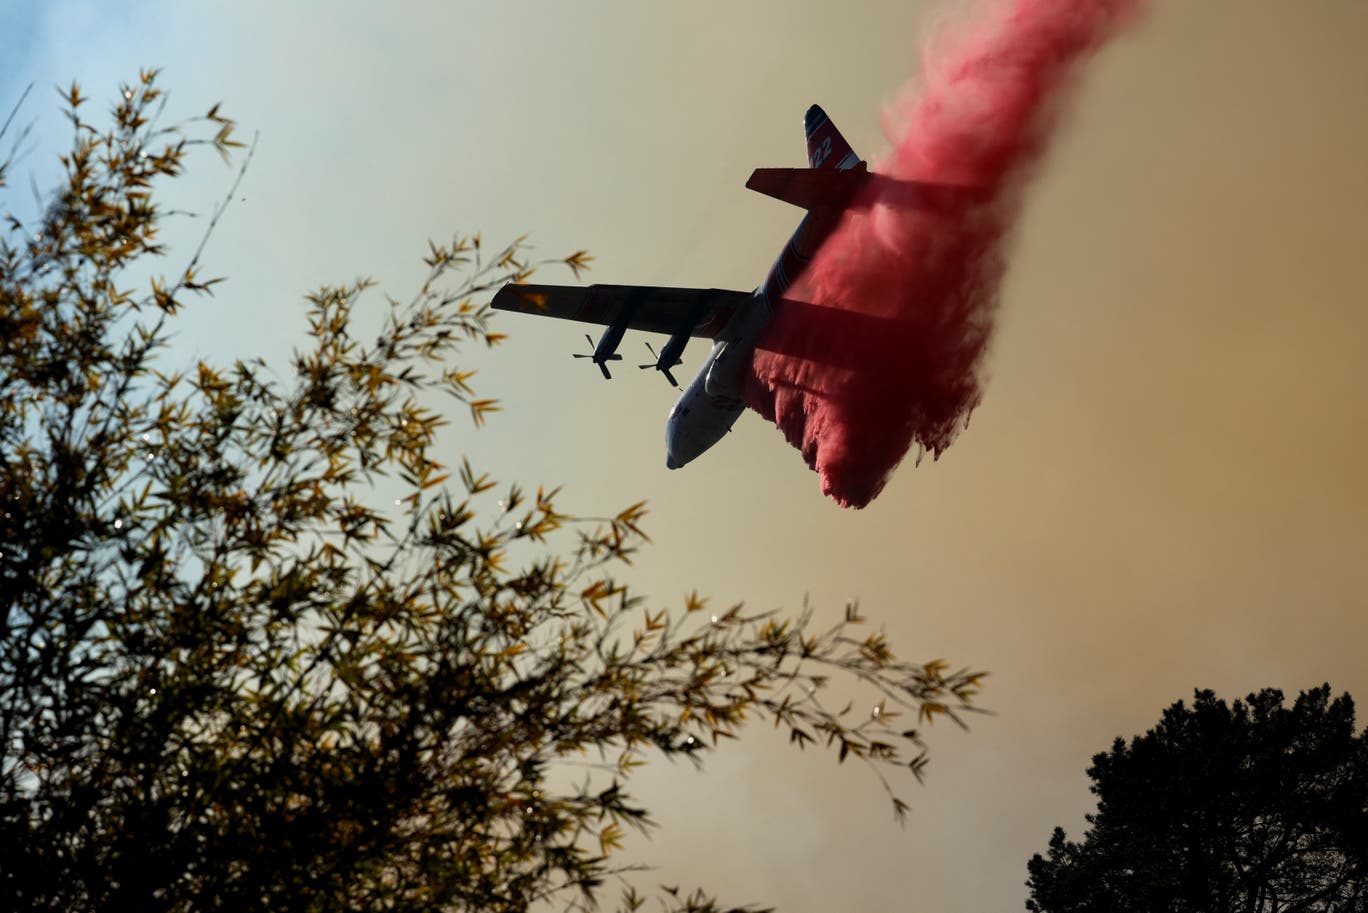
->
{"left": 643, "top": 290, "right": 719, "bottom": 386}
{"left": 573, "top": 289, "right": 644, "bottom": 379}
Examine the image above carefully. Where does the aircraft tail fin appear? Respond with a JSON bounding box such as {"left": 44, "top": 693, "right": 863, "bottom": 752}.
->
{"left": 805, "top": 104, "right": 860, "bottom": 170}
{"left": 745, "top": 104, "right": 869, "bottom": 209}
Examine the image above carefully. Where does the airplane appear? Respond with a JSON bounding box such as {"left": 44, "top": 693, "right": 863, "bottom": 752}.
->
{"left": 492, "top": 104, "right": 954, "bottom": 471}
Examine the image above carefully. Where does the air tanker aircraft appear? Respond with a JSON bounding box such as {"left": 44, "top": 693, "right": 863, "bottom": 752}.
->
{"left": 492, "top": 104, "right": 948, "bottom": 470}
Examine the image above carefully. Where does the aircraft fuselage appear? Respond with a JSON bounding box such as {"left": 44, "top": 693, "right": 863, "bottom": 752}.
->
{"left": 663, "top": 203, "right": 847, "bottom": 470}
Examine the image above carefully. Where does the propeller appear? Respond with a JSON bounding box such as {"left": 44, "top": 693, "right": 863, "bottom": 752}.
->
{"left": 638, "top": 342, "right": 682, "bottom": 388}
{"left": 572, "top": 334, "right": 619, "bottom": 379}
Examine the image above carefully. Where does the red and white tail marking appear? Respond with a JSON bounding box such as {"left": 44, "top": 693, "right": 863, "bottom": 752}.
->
{"left": 805, "top": 104, "right": 860, "bottom": 170}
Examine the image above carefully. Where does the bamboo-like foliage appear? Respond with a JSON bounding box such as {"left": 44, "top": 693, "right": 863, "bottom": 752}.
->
{"left": 0, "top": 74, "right": 984, "bottom": 913}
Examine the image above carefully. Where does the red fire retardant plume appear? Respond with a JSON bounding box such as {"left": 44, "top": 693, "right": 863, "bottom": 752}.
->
{"left": 744, "top": 0, "right": 1146, "bottom": 508}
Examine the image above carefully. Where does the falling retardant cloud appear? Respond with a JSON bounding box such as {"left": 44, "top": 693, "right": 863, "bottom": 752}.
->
{"left": 744, "top": 0, "right": 1148, "bottom": 508}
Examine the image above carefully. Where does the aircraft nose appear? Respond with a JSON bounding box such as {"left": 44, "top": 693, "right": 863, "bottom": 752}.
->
{"left": 665, "top": 452, "right": 680, "bottom": 471}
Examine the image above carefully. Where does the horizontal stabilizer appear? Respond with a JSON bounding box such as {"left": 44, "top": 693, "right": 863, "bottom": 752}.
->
{"left": 749, "top": 167, "right": 991, "bottom": 214}
{"left": 746, "top": 165, "right": 869, "bottom": 210}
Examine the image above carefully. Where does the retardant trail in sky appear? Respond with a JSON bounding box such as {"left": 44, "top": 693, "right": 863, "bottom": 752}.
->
{"left": 744, "top": 0, "right": 1147, "bottom": 508}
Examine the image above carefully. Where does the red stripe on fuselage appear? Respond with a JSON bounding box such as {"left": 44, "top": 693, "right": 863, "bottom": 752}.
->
{"left": 761, "top": 202, "right": 850, "bottom": 299}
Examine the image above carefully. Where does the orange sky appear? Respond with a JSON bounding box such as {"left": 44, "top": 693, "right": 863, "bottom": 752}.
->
{"left": 8, "top": 1, "right": 1367, "bottom": 909}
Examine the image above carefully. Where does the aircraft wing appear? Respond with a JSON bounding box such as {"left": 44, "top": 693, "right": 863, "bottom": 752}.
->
{"left": 491, "top": 283, "right": 750, "bottom": 338}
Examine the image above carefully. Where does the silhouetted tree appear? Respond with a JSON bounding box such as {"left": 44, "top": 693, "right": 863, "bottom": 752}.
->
{"left": 1026, "top": 685, "right": 1368, "bottom": 913}
{"left": 0, "top": 75, "right": 984, "bottom": 912}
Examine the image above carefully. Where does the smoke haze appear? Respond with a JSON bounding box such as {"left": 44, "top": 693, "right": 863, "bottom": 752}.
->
{"left": 745, "top": 0, "right": 1148, "bottom": 507}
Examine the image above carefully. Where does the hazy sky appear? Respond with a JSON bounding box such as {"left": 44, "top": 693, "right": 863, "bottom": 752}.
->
{"left": 5, "top": 1, "right": 1366, "bottom": 910}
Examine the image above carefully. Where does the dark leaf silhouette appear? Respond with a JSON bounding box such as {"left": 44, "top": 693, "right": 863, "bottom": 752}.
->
{"left": 1026, "top": 686, "right": 1368, "bottom": 913}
